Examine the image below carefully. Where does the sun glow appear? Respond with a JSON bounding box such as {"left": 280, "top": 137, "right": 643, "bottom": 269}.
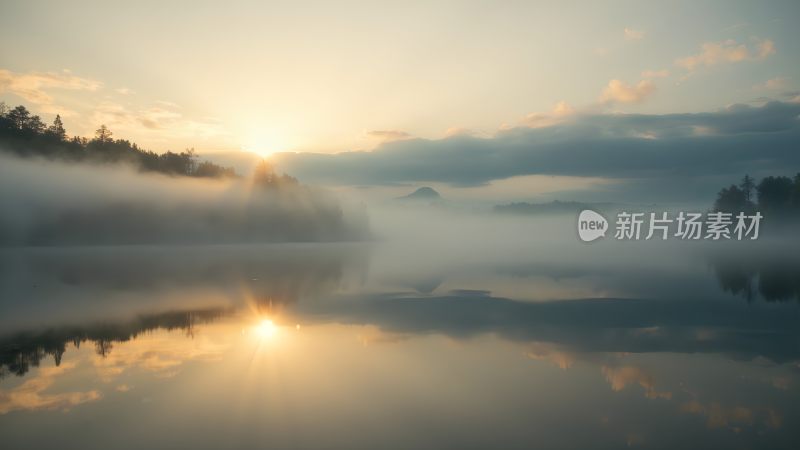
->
{"left": 244, "top": 146, "right": 275, "bottom": 159}
{"left": 254, "top": 319, "right": 277, "bottom": 338}
{"left": 242, "top": 130, "right": 290, "bottom": 158}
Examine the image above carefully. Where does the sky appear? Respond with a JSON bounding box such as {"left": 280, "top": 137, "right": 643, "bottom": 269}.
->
{"left": 1, "top": 0, "right": 799, "bottom": 202}
{"left": 0, "top": 1, "right": 797, "bottom": 151}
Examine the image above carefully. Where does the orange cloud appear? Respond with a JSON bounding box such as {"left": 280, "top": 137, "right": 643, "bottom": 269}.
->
{"left": 90, "top": 101, "right": 227, "bottom": 141}
{"left": 0, "top": 362, "right": 101, "bottom": 414}
{"left": 676, "top": 39, "right": 775, "bottom": 71}
{"left": 0, "top": 68, "right": 101, "bottom": 115}
{"left": 600, "top": 79, "right": 656, "bottom": 104}
{"left": 91, "top": 327, "right": 229, "bottom": 382}
{"left": 525, "top": 342, "right": 576, "bottom": 369}
{"left": 681, "top": 400, "right": 754, "bottom": 429}
{"left": 754, "top": 77, "right": 788, "bottom": 91}
{"left": 602, "top": 365, "right": 672, "bottom": 400}
{"left": 366, "top": 129, "right": 413, "bottom": 142}
{"left": 516, "top": 101, "right": 575, "bottom": 129}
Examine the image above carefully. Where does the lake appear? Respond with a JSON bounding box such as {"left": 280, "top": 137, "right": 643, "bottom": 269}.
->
{"left": 1, "top": 213, "right": 799, "bottom": 449}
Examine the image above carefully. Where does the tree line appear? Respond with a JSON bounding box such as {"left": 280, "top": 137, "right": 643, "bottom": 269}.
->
{"left": 0, "top": 307, "right": 229, "bottom": 377}
{"left": 0, "top": 102, "right": 237, "bottom": 178}
{"left": 714, "top": 174, "right": 800, "bottom": 218}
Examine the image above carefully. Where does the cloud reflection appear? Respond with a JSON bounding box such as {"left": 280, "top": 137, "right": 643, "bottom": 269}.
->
{"left": 0, "top": 362, "right": 101, "bottom": 414}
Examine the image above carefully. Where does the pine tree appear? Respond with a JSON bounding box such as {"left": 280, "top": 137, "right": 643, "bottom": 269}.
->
{"left": 47, "top": 114, "right": 66, "bottom": 140}
{"left": 95, "top": 124, "right": 113, "bottom": 143}
{"left": 6, "top": 105, "right": 31, "bottom": 129}
{"left": 739, "top": 174, "right": 755, "bottom": 203}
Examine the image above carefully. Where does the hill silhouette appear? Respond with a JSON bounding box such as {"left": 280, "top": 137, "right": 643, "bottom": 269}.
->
{"left": 396, "top": 186, "right": 441, "bottom": 201}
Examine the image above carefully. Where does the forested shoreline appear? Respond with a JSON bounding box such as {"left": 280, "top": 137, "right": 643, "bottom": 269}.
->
{"left": 714, "top": 174, "right": 800, "bottom": 219}
{"left": 0, "top": 102, "right": 236, "bottom": 178}
{"left": 0, "top": 102, "right": 368, "bottom": 245}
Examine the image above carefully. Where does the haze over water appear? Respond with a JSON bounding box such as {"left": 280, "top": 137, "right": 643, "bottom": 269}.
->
{"left": 2, "top": 210, "right": 798, "bottom": 450}
{"left": 2, "top": 1, "right": 800, "bottom": 448}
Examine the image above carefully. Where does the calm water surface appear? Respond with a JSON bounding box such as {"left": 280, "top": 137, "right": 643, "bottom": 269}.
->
{"left": 1, "top": 218, "right": 799, "bottom": 449}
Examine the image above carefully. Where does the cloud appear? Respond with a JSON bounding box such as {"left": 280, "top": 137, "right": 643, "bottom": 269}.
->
{"left": 366, "top": 129, "right": 412, "bottom": 142}
{"left": 90, "top": 101, "right": 226, "bottom": 140}
{"left": 91, "top": 328, "right": 229, "bottom": 381}
{"left": 757, "top": 39, "right": 776, "bottom": 58}
{"left": 552, "top": 100, "right": 575, "bottom": 116}
{"left": 295, "top": 291, "right": 800, "bottom": 362}
{"left": 0, "top": 69, "right": 231, "bottom": 146}
{"left": 443, "top": 127, "right": 481, "bottom": 138}
{"left": 272, "top": 101, "right": 800, "bottom": 190}
{"left": 681, "top": 401, "right": 756, "bottom": 430}
{"left": 676, "top": 38, "right": 775, "bottom": 71}
{"left": 754, "top": 77, "right": 788, "bottom": 91}
{"left": 600, "top": 79, "right": 656, "bottom": 104}
{"left": 0, "top": 362, "right": 101, "bottom": 414}
{"left": 138, "top": 106, "right": 183, "bottom": 129}
{"left": 93, "top": 101, "right": 180, "bottom": 129}
{"left": 624, "top": 28, "right": 645, "bottom": 40}
{"left": 641, "top": 69, "right": 670, "bottom": 79}
{"left": 526, "top": 343, "right": 575, "bottom": 369}
{"left": 0, "top": 69, "right": 101, "bottom": 114}
{"left": 602, "top": 365, "right": 672, "bottom": 400}
{"left": 515, "top": 101, "right": 575, "bottom": 128}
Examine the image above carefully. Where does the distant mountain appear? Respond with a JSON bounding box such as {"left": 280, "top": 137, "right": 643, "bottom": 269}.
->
{"left": 396, "top": 186, "right": 442, "bottom": 201}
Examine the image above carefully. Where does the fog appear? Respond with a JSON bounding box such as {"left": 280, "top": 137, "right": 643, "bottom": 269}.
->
{"left": 0, "top": 243, "right": 370, "bottom": 332}
{"left": 2, "top": 148, "right": 799, "bottom": 338}
{"left": 0, "top": 154, "right": 369, "bottom": 245}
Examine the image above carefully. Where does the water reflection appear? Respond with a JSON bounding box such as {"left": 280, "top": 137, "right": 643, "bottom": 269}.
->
{"left": 0, "top": 244, "right": 368, "bottom": 332}
{"left": 0, "top": 308, "right": 230, "bottom": 377}
{"left": 297, "top": 291, "right": 800, "bottom": 362}
{"left": 709, "top": 246, "right": 800, "bottom": 302}
{"left": 0, "top": 239, "right": 798, "bottom": 449}
{"left": 0, "top": 360, "right": 102, "bottom": 415}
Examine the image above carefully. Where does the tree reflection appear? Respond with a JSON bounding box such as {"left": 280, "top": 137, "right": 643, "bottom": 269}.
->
{"left": 711, "top": 254, "right": 800, "bottom": 302}
{"left": 0, "top": 308, "right": 229, "bottom": 378}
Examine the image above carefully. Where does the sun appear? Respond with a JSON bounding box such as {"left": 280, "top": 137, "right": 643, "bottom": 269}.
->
{"left": 242, "top": 130, "right": 289, "bottom": 158}
{"left": 244, "top": 146, "right": 275, "bottom": 159}
{"left": 254, "top": 319, "right": 277, "bottom": 338}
